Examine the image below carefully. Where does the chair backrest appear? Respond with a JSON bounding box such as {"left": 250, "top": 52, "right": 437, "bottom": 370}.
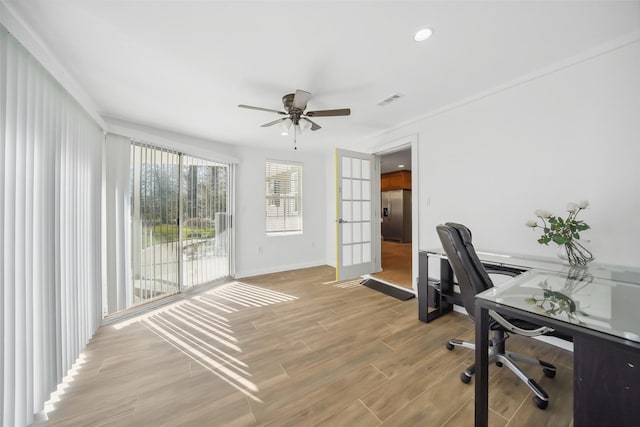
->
{"left": 436, "top": 222, "right": 494, "bottom": 319}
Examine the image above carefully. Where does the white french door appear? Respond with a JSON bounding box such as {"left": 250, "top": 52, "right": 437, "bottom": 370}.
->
{"left": 336, "top": 149, "right": 377, "bottom": 281}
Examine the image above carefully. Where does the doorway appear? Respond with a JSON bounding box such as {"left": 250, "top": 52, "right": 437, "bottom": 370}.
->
{"left": 372, "top": 148, "right": 413, "bottom": 289}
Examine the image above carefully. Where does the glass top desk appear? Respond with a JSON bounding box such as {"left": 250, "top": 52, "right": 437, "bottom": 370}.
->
{"left": 425, "top": 247, "right": 640, "bottom": 283}
{"left": 474, "top": 263, "right": 640, "bottom": 427}
{"left": 419, "top": 248, "right": 640, "bottom": 322}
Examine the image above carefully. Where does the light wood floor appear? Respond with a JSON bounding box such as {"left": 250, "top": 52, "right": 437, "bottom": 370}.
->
{"left": 41, "top": 266, "right": 573, "bottom": 426}
{"left": 373, "top": 241, "right": 413, "bottom": 289}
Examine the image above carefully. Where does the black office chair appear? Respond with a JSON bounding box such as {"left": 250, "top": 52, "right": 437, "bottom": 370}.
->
{"left": 436, "top": 222, "right": 558, "bottom": 409}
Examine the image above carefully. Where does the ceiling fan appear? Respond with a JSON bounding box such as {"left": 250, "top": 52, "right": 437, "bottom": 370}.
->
{"left": 238, "top": 89, "right": 351, "bottom": 148}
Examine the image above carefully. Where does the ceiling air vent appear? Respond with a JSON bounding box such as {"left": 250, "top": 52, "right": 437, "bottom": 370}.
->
{"left": 376, "top": 93, "right": 404, "bottom": 106}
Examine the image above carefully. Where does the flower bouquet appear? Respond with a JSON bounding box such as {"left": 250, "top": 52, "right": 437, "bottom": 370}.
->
{"left": 526, "top": 200, "right": 593, "bottom": 266}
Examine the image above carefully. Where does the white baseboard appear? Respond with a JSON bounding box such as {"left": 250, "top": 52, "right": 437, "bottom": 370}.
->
{"left": 235, "top": 260, "right": 326, "bottom": 279}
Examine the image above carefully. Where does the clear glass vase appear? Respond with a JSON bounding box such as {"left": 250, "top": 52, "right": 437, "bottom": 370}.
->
{"left": 558, "top": 240, "right": 594, "bottom": 266}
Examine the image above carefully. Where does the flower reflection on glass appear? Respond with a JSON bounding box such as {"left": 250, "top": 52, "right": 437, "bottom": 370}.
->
{"left": 526, "top": 277, "right": 590, "bottom": 324}
{"left": 526, "top": 200, "right": 593, "bottom": 266}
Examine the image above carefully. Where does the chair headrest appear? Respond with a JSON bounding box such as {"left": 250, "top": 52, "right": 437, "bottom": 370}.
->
{"left": 443, "top": 222, "right": 493, "bottom": 296}
{"left": 445, "top": 222, "right": 473, "bottom": 246}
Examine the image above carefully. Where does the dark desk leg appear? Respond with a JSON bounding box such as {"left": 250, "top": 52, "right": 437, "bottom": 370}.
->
{"left": 418, "top": 253, "right": 429, "bottom": 322}
{"left": 419, "top": 255, "right": 457, "bottom": 323}
{"left": 439, "top": 258, "right": 453, "bottom": 312}
{"left": 475, "top": 301, "right": 489, "bottom": 427}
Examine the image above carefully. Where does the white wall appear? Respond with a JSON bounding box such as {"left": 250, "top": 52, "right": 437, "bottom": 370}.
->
{"left": 234, "top": 145, "right": 327, "bottom": 278}
{"left": 342, "top": 39, "right": 640, "bottom": 267}
{"left": 105, "top": 117, "right": 239, "bottom": 164}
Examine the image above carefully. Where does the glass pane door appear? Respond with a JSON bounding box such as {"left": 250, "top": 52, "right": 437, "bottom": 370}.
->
{"left": 181, "top": 156, "right": 230, "bottom": 288}
{"left": 336, "top": 149, "right": 375, "bottom": 280}
{"left": 130, "top": 144, "right": 181, "bottom": 305}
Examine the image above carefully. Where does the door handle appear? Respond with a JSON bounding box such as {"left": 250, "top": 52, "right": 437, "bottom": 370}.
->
{"left": 337, "top": 218, "right": 350, "bottom": 224}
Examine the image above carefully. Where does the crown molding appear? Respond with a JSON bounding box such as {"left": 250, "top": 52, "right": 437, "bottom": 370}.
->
{"left": 0, "top": 1, "right": 105, "bottom": 129}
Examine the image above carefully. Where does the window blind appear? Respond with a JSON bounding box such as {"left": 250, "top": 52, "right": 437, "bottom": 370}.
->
{"left": 1, "top": 25, "right": 103, "bottom": 426}
{"left": 265, "top": 161, "right": 302, "bottom": 233}
{"left": 181, "top": 155, "right": 230, "bottom": 288}
{"left": 129, "top": 141, "right": 181, "bottom": 308}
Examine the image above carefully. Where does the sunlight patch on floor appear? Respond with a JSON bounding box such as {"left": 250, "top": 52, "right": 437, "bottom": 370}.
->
{"left": 202, "top": 281, "right": 298, "bottom": 307}
{"left": 134, "top": 281, "right": 298, "bottom": 402}
{"left": 333, "top": 279, "right": 363, "bottom": 289}
{"left": 43, "top": 352, "right": 89, "bottom": 415}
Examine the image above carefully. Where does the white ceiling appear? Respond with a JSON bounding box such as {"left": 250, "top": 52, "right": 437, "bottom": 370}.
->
{"left": 5, "top": 1, "right": 640, "bottom": 151}
{"left": 380, "top": 149, "right": 411, "bottom": 174}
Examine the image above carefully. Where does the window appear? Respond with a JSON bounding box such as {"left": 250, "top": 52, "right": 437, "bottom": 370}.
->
{"left": 266, "top": 161, "right": 302, "bottom": 234}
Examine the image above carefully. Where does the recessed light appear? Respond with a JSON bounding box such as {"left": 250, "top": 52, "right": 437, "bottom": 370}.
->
{"left": 414, "top": 28, "right": 434, "bottom": 42}
{"left": 398, "top": 164, "right": 405, "bottom": 168}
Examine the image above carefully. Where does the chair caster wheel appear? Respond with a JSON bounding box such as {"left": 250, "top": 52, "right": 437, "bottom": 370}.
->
{"left": 533, "top": 396, "right": 548, "bottom": 410}
{"left": 446, "top": 342, "right": 454, "bottom": 351}
{"left": 460, "top": 372, "right": 472, "bottom": 384}
{"left": 495, "top": 362, "right": 503, "bottom": 367}
{"left": 543, "top": 368, "right": 556, "bottom": 378}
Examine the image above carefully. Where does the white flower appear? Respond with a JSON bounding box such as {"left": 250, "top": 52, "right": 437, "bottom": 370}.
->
{"left": 534, "top": 209, "right": 552, "bottom": 218}
{"left": 577, "top": 200, "right": 590, "bottom": 209}
{"left": 525, "top": 220, "right": 537, "bottom": 228}
{"left": 567, "top": 203, "right": 578, "bottom": 213}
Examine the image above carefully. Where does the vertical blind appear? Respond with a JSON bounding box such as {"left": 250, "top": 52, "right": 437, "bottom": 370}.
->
{"left": 265, "top": 161, "right": 302, "bottom": 233}
{"left": 104, "top": 139, "right": 232, "bottom": 316}
{"left": 181, "top": 154, "right": 230, "bottom": 287}
{"left": 104, "top": 133, "right": 135, "bottom": 314}
{"left": 1, "top": 25, "right": 103, "bottom": 426}
{"left": 129, "top": 141, "right": 181, "bottom": 308}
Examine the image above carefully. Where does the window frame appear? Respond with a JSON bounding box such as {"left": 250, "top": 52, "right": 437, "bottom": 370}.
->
{"left": 265, "top": 160, "right": 303, "bottom": 235}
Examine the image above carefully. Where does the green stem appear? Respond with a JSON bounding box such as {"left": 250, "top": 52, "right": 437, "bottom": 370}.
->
{"left": 564, "top": 240, "right": 593, "bottom": 266}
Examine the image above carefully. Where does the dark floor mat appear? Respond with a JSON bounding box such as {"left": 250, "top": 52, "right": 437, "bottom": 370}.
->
{"left": 361, "top": 278, "right": 415, "bottom": 301}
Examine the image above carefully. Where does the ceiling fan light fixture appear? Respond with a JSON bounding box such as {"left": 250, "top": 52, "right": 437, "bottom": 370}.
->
{"left": 238, "top": 89, "right": 350, "bottom": 148}
{"left": 300, "top": 119, "right": 312, "bottom": 132}
{"left": 414, "top": 27, "right": 434, "bottom": 42}
{"left": 280, "top": 118, "right": 292, "bottom": 135}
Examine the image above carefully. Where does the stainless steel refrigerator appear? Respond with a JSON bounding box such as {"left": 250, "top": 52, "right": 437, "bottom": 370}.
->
{"left": 381, "top": 189, "right": 412, "bottom": 243}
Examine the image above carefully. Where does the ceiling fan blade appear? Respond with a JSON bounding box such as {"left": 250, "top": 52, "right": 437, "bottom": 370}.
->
{"left": 302, "top": 117, "right": 321, "bottom": 131}
{"left": 261, "top": 117, "right": 288, "bottom": 128}
{"left": 292, "top": 90, "right": 312, "bottom": 110}
{"left": 238, "top": 104, "right": 286, "bottom": 115}
{"left": 305, "top": 108, "right": 351, "bottom": 117}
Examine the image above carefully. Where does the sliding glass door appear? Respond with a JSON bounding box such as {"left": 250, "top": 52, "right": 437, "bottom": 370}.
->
{"left": 121, "top": 142, "right": 231, "bottom": 312}
{"left": 130, "top": 144, "right": 181, "bottom": 305}
{"left": 181, "top": 155, "right": 230, "bottom": 288}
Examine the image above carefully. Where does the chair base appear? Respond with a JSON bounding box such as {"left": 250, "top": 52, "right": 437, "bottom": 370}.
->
{"left": 447, "top": 331, "right": 556, "bottom": 410}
